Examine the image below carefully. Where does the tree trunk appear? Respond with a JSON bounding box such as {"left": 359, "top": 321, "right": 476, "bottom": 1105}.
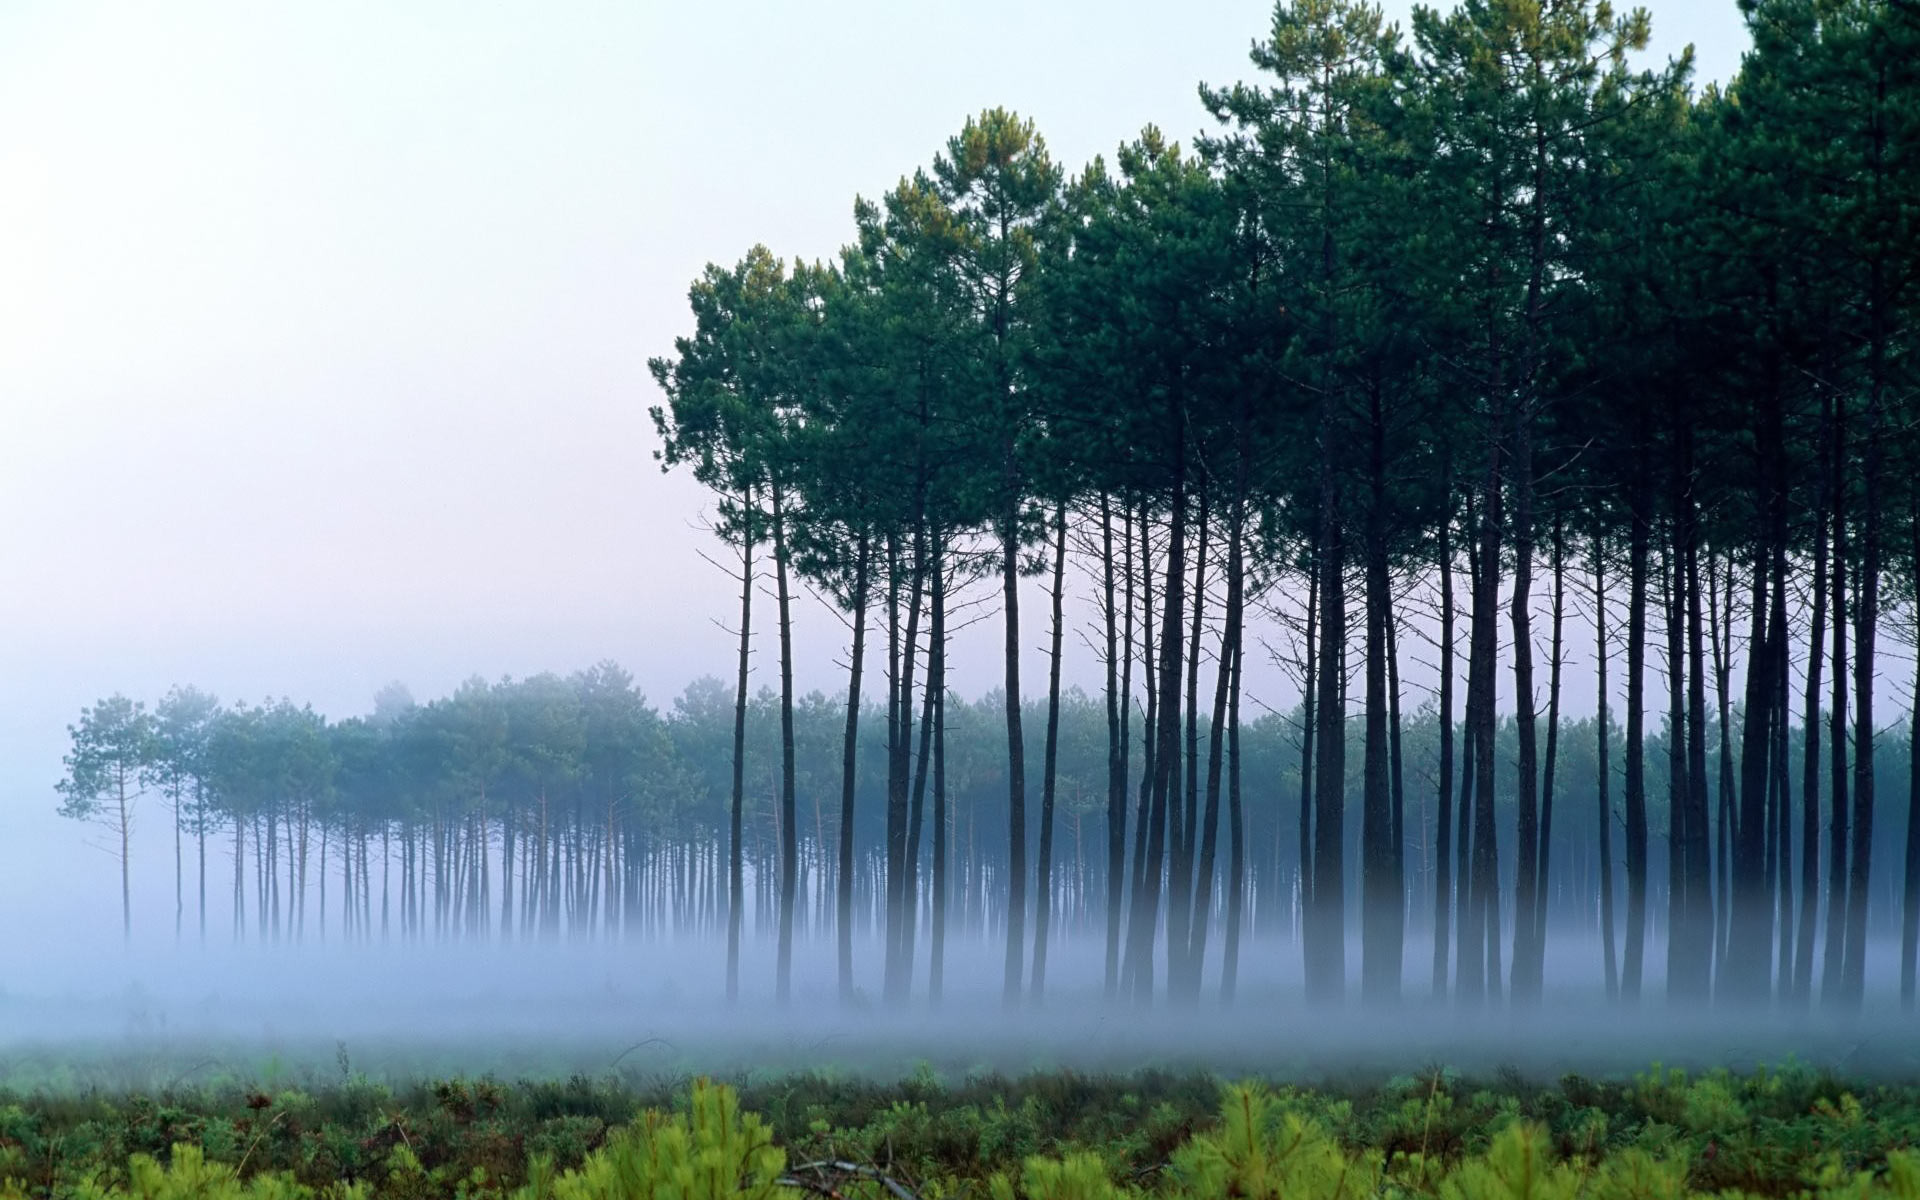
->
{"left": 1130, "top": 407, "right": 1188, "bottom": 1006}
{"left": 1170, "top": 497, "right": 1209, "bottom": 998}
{"left": 1001, "top": 495, "right": 1028, "bottom": 1007}
{"left": 1298, "top": 559, "right": 1319, "bottom": 951}
{"left": 1362, "top": 381, "right": 1397, "bottom": 1005}
{"left": 1594, "top": 535, "right": 1618, "bottom": 1002}
{"left": 838, "top": 533, "right": 869, "bottom": 1006}
{"left": 1104, "top": 494, "right": 1129, "bottom": 999}
{"left": 1433, "top": 509, "right": 1455, "bottom": 1000}
{"left": 1824, "top": 400, "right": 1850, "bottom": 1001}
{"left": 1308, "top": 481, "right": 1346, "bottom": 1005}
{"left": 1509, "top": 399, "right": 1541, "bottom": 1006}
{"left": 1033, "top": 505, "right": 1068, "bottom": 1001}
{"left": 1623, "top": 476, "right": 1651, "bottom": 1003}
{"left": 1903, "top": 503, "right": 1920, "bottom": 1009}
{"left": 929, "top": 554, "right": 950, "bottom": 1007}
{"left": 1194, "top": 486, "right": 1244, "bottom": 1002}
{"left": 1534, "top": 516, "right": 1566, "bottom": 989}
{"left": 727, "top": 493, "right": 756, "bottom": 1001}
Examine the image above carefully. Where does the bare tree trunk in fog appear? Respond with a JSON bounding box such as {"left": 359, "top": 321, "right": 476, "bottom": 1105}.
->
{"left": 1663, "top": 541, "right": 1693, "bottom": 1003}
{"left": 1843, "top": 369, "right": 1881, "bottom": 1011}
{"left": 1103, "top": 494, "right": 1129, "bottom": 1000}
{"left": 1795, "top": 402, "right": 1831, "bottom": 1006}
{"left": 1509, "top": 394, "right": 1540, "bottom": 1008}
{"left": 1123, "top": 510, "right": 1158, "bottom": 1000}
{"left": 1433, "top": 511, "right": 1456, "bottom": 1002}
{"left": 1222, "top": 613, "right": 1246, "bottom": 1005}
{"left": 197, "top": 782, "right": 207, "bottom": 944}
{"left": 233, "top": 819, "right": 244, "bottom": 942}
{"left": 1727, "top": 529, "right": 1776, "bottom": 1002}
{"left": 1467, "top": 434, "right": 1504, "bottom": 1005}
{"left": 1297, "top": 559, "right": 1318, "bottom": 954}
{"left": 1033, "top": 505, "right": 1067, "bottom": 1001}
{"left": 1387, "top": 611, "right": 1406, "bottom": 994}
{"left": 1824, "top": 415, "right": 1849, "bottom": 1002}
{"left": 838, "top": 534, "right": 869, "bottom": 1007}
{"left": 321, "top": 824, "right": 331, "bottom": 942}
{"left": 1001, "top": 471, "right": 1029, "bottom": 1008}
{"left": 1457, "top": 505, "right": 1482, "bottom": 1004}
{"left": 776, "top": 477, "right": 800, "bottom": 1005}
{"left": 1193, "top": 481, "right": 1243, "bottom": 1003}
{"left": 1773, "top": 553, "right": 1794, "bottom": 1001}
{"left": 1171, "top": 497, "right": 1209, "bottom": 1000}
{"left": 1708, "top": 551, "right": 1736, "bottom": 972}
{"left": 904, "top": 537, "right": 944, "bottom": 993}
{"left": 1684, "top": 496, "right": 1714, "bottom": 1001}
{"left": 1534, "top": 517, "right": 1565, "bottom": 991}
{"left": 1904, "top": 505, "right": 1920, "bottom": 1009}
{"left": 1363, "top": 378, "right": 1398, "bottom": 1006}
{"left": 1593, "top": 535, "right": 1618, "bottom": 1002}
{"left": 1622, "top": 472, "right": 1649, "bottom": 1004}
{"left": 1308, "top": 481, "right": 1346, "bottom": 1006}
{"left": 727, "top": 490, "right": 755, "bottom": 1004}
{"left": 1131, "top": 414, "right": 1188, "bottom": 1007}
{"left": 930, "top": 558, "right": 949, "bottom": 1007}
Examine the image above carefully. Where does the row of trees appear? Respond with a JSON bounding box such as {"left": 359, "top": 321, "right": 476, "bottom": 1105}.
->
{"left": 647, "top": 0, "right": 1920, "bottom": 1009}
{"left": 57, "top": 670, "right": 1919, "bottom": 973}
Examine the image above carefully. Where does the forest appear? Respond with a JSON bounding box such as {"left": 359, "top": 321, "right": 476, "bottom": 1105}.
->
{"left": 54, "top": 0, "right": 1920, "bottom": 1023}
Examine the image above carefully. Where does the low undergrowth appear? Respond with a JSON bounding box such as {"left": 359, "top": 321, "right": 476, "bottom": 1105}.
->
{"left": 0, "top": 1061, "right": 1914, "bottom": 1198}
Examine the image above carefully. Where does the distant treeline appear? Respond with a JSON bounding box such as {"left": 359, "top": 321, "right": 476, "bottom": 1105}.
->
{"left": 643, "top": 0, "right": 1920, "bottom": 1011}
{"left": 56, "top": 667, "right": 1919, "bottom": 1003}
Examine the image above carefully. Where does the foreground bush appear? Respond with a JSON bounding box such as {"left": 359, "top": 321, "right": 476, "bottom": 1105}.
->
{"left": 4, "top": 1065, "right": 1920, "bottom": 1199}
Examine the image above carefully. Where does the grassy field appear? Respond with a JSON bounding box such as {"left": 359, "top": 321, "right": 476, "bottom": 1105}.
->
{"left": 2, "top": 1057, "right": 1919, "bottom": 1199}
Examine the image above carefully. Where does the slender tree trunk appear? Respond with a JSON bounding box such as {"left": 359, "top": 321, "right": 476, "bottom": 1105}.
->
{"left": 1433, "top": 509, "right": 1455, "bottom": 1000}
{"left": 1221, "top": 593, "right": 1246, "bottom": 1005}
{"left": 1796, "top": 417, "right": 1830, "bottom": 1005}
{"left": 1103, "top": 494, "right": 1128, "bottom": 1000}
{"left": 727, "top": 493, "right": 756, "bottom": 1004}
{"left": 1844, "top": 382, "right": 1881, "bottom": 1010}
{"left": 1594, "top": 535, "right": 1618, "bottom": 1002}
{"left": 1467, "top": 417, "right": 1504, "bottom": 1006}
{"left": 838, "top": 533, "right": 869, "bottom": 1006}
{"left": 196, "top": 783, "right": 207, "bottom": 945}
{"left": 1824, "top": 403, "right": 1850, "bottom": 1001}
{"left": 1130, "top": 409, "right": 1188, "bottom": 1006}
{"left": 1727, "top": 532, "right": 1776, "bottom": 1002}
{"left": 1170, "top": 498, "right": 1209, "bottom": 997}
{"left": 1684, "top": 489, "right": 1714, "bottom": 999}
{"left": 1193, "top": 489, "right": 1243, "bottom": 1003}
{"left": 118, "top": 771, "right": 132, "bottom": 942}
{"left": 1308, "top": 483, "right": 1346, "bottom": 1005}
{"left": 1298, "top": 559, "right": 1318, "bottom": 951}
{"left": 1001, "top": 492, "right": 1028, "bottom": 1007}
{"left": 773, "top": 480, "right": 799, "bottom": 1005}
{"left": 1509, "top": 403, "right": 1540, "bottom": 1006}
{"left": 1903, "top": 504, "right": 1920, "bottom": 1009}
{"left": 1362, "top": 381, "right": 1397, "bottom": 1005}
{"left": 1534, "top": 516, "right": 1565, "bottom": 989}
{"left": 1033, "top": 505, "right": 1067, "bottom": 1001}
{"left": 1709, "top": 551, "right": 1736, "bottom": 971}
{"left": 1121, "top": 499, "right": 1152, "bottom": 975}
{"left": 1623, "top": 477, "right": 1651, "bottom": 1003}
{"left": 929, "top": 555, "right": 950, "bottom": 1007}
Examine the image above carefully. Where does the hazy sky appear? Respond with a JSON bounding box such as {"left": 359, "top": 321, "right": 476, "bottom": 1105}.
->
{"left": 0, "top": 1, "right": 1751, "bottom": 926}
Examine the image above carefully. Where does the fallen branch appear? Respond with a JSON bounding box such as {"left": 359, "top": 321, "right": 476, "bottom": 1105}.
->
{"left": 781, "top": 1159, "right": 922, "bottom": 1200}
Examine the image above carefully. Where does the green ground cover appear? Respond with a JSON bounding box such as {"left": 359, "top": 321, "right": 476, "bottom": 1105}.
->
{"left": 0, "top": 1062, "right": 1915, "bottom": 1199}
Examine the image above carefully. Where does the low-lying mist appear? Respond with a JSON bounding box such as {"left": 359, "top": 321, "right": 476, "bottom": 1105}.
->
{"left": 5, "top": 931, "right": 1918, "bottom": 1091}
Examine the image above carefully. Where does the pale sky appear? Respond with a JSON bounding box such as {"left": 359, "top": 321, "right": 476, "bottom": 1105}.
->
{"left": 0, "top": 1, "right": 1750, "bottom": 928}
